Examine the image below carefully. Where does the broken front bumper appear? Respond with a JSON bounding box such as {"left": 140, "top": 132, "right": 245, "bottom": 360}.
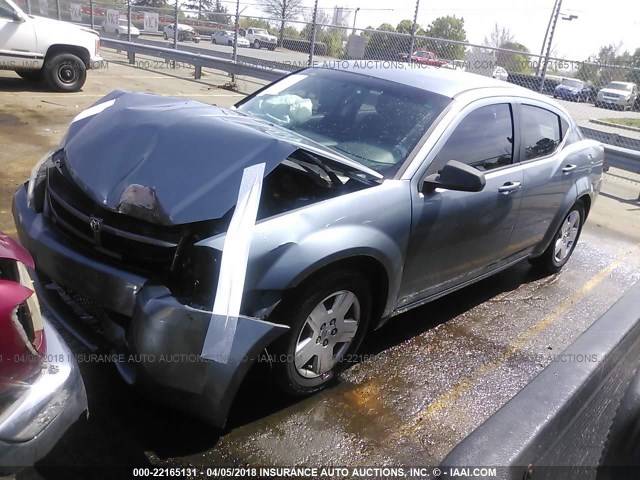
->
{"left": 0, "top": 319, "right": 87, "bottom": 470}
{"left": 12, "top": 185, "right": 288, "bottom": 428}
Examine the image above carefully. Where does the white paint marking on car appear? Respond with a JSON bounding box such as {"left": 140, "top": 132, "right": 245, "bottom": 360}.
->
{"left": 71, "top": 98, "right": 116, "bottom": 123}
{"left": 201, "top": 162, "right": 265, "bottom": 362}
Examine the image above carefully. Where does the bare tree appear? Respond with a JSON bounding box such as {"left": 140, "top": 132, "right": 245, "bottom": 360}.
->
{"left": 484, "top": 23, "right": 514, "bottom": 49}
{"left": 258, "top": 0, "right": 303, "bottom": 46}
{"left": 303, "top": 8, "right": 330, "bottom": 29}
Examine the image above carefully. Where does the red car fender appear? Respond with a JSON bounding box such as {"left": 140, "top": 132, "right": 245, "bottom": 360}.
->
{"left": 0, "top": 232, "right": 34, "bottom": 268}
{"left": 0, "top": 235, "right": 45, "bottom": 396}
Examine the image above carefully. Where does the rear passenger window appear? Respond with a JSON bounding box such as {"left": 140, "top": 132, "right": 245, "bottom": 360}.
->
{"left": 522, "top": 105, "right": 562, "bottom": 160}
{"left": 435, "top": 104, "right": 514, "bottom": 171}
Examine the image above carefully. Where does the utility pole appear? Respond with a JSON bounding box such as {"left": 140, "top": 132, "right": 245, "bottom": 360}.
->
{"left": 408, "top": 0, "right": 420, "bottom": 63}
{"left": 174, "top": 0, "right": 179, "bottom": 50}
{"left": 539, "top": 0, "right": 562, "bottom": 93}
{"left": 308, "top": 0, "right": 319, "bottom": 66}
{"left": 127, "top": 0, "right": 132, "bottom": 42}
{"left": 233, "top": 0, "right": 240, "bottom": 65}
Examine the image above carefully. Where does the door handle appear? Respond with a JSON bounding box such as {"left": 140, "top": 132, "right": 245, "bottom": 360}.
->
{"left": 498, "top": 181, "right": 521, "bottom": 194}
{"left": 562, "top": 164, "right": 578, "bottom": 173}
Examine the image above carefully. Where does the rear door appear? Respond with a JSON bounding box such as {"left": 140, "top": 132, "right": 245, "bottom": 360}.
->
{"left": 508, "top": 102, "right": 578, "bottom": 250}
{"left": 398, "top": 99, "right": 524, "bottom": 306}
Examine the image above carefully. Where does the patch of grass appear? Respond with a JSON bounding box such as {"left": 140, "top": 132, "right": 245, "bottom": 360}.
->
{"left": 600, "top": 118, "right": 640, "bottom": 128}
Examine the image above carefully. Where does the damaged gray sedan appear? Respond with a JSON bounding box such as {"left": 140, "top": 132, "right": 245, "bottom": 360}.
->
{"left": 12, "top": 65, "right": 604, "bottom": 427}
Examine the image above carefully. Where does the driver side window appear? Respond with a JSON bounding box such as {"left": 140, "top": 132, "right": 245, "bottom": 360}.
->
{"left": 0, "top": 0, "right": 16, "bottom": 19}
{"left": 434, "top": 103, "right": 514, "bottom": 172}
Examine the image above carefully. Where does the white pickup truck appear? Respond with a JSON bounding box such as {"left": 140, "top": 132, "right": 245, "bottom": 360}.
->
{"left": 243, "top": 27, "right": 277, "bottom": 50}
{"left": 0, "top": 0, "right": 102, "bottom": 91}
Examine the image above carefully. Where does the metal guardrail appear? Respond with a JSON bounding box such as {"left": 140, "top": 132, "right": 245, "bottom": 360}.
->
{"left": 441, "top": 281, "right": 640, "bottom": 479}
{"left": 100, "top": 38, "right": 289, "bottom": 83}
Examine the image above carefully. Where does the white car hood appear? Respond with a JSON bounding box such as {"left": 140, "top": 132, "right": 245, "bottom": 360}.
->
{"left": 30, "top": 15, "right": 98, "bottom": 36}
{"left": 599, "top": 88, "right": 630, "bottom": 97}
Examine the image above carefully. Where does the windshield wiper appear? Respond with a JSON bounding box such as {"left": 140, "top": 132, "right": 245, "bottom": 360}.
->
{"left": 296, "top": 150, "right": 342, "bottom": 186}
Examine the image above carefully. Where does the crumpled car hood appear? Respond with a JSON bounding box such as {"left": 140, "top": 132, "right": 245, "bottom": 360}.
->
{"left": 63, "top": 91, "right": 300, "bottom": 225}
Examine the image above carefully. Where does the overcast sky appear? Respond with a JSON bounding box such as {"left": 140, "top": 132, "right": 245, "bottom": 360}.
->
{"left": 238, "top": 0, "right": 639, "bottom": 61}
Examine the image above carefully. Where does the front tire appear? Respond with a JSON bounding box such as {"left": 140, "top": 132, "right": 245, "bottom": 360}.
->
{"left": 44, "top": 53, "right": 87, "bottom": 92}
{"left": 253, "top": 40, "right": 261, "bottom": 49}
{"left": 270, "top": 269, "right": 371, "bottom": 396}
{"left": 529, "top": 202, "right": 585, "bottom": 274}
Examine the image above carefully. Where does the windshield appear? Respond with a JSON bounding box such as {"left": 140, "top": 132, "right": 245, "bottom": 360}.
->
{"left": 561, "top": 79, "right": 583, "bottom": 88}
{"left": 253, "top": 29, "right": 269, "bottom": 35}
{"left": 607, "top": 82, "right": 632, "bottom": 91}
{"left": 236, "top": 68, "right": 450, "bottom": 175}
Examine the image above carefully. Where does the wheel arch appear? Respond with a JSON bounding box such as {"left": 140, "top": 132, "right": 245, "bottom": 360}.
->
{"left": 287, "top": 254, "right": 390, "bottom": 330}
{"left": 45, "top": 44, "right": 91, "bottom": 66}
{"left": 530, "top": 185, "right": 580, "bottom": 258}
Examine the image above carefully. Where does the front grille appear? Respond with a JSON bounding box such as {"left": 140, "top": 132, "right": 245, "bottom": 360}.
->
{"left": 44, "top": 158, "right": 184, "bottom": 275}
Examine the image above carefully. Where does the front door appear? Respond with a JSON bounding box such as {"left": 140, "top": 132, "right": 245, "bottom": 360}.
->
{"left": 399, "top": 101, "right": 524, "bottom": 306}
{"left": 0, "top": 0, "right": 38, "bottom": 70}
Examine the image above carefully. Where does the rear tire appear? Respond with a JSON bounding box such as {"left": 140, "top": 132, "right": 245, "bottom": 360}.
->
{"left": 529, "top": 202, "right": 585, "bottom": 274}
{"left": 270, "top": 269, "right": 372, "bottom": 396}
{"left": 44, "top": 53, "right": 87, "bottom": 92}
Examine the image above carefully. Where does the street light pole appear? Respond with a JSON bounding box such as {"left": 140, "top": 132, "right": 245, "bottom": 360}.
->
{"left": 351, "top": 7, "right": 360, "bottom": 36}
{"left": 539, "top": 0, "right": 562, "bottom": 93}
{"left": 537, "top": 0, "right": 558, "bottom": 75}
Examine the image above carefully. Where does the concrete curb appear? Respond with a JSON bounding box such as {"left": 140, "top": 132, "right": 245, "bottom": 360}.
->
{"left": 589, "top": 118, "right": 640, "bottom": 133}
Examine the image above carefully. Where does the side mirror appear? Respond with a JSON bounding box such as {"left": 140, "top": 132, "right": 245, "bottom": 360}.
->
{"left": 421, "top": 160, "right": 486, "bottom": 193}
{"left": 12, "top": 11, "right": 25, "bottom": 21}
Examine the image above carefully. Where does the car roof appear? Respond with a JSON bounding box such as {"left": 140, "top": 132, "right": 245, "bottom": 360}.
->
{"left": 324, "top": 62, "right": 541, "bottom": 99}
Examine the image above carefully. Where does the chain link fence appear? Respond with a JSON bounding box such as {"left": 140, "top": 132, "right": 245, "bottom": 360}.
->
{"left": 14, "top": 0, "right": 640, "bottom": 151}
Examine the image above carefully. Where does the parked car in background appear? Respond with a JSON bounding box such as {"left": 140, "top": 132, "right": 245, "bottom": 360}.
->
{"left": 0, "top": 0, "right": 102, "bottom": 92}
{"left": 492, "top": 66, "right": 509, "bottom": 81}
{"left": 211, "top": 30, "right": 249, "bottom": 47}
{"left": 243, "top": 27, "right": 277, "bottom": 50}
{"left": 101, "top": 18, "right": 140, "bottom": 39}
{"left": 13, "top": 65, "right": 604, "bottom": 429}
{"left": 553, "top": 78, "right": 594, "bottom": 102}
{"left": 595, "top": 81, "right": 638, "bottom": 110}
{"left": 163, "top": 23, "right": 200, "bottom": 43}
{"left": 0, "top": 231, "right": 86, "bottom": 471}
{"left": 399, "top": 50, "right": 448, "bottom": 67}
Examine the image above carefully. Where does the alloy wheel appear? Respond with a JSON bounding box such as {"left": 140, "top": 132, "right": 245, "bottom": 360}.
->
{"left": 294, "top": 290, "right": 360, "bottom": 378}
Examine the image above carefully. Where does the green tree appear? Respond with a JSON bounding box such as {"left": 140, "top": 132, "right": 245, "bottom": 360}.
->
{"left": 207, "top": 1, "right": 230, "bottom": 24}
{"left": 497, "top": 40, "right": 531, "bottom": 73}
{"left": 364, "top": 23, "right": 409, "bottom": 60}
{"left": 133, "top": 0, "right": 168, "bottom": 7}
{"left": 239, "top": 17, "right": 272, "bottom": 30}
{"left": 396, "top": 19, "right": 414, "bottom": 34}
{"left": 422, "top": 15, "right": 467, "bottom": 60}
